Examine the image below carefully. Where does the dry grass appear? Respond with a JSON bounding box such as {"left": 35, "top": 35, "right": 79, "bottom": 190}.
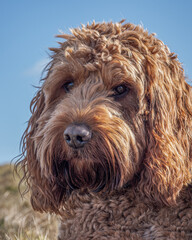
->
{"left": 0, "top": 164, "right": 58, "bottom": 240}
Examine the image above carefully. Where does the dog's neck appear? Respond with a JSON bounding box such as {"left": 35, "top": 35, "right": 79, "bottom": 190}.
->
{"left": 60, "top": 185, "right": 192, "bottom": 220}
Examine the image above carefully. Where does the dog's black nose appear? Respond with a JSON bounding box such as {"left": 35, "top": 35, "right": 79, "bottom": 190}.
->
{"left": 64, "top": 124, "right": 92, "bottom": 149}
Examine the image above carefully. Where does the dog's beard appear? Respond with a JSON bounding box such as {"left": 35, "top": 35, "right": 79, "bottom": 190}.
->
{"left": 35, "top": 124, "right": 139, "bottom": 194}
{"left": 53, "top": 157, "right": 110, "bottom": 193}
{"left": 37, "top": 133, "right": 130, "bottom": 193}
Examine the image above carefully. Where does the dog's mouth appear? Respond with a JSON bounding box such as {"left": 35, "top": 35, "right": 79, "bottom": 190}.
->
{"left": 52, "top": 154, "right": 111, "bottom": 193}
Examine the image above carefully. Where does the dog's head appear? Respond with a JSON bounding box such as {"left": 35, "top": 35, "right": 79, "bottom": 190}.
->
{"left": 17, "top": 21, "right": 192, "bottom": 213}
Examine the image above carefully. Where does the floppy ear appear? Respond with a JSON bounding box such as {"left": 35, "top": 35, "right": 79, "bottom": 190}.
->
{"left": 138, "top": 53, "right": 192, "bottom": 205}
{"left": 16, "top": 89, "right": 65, "bottom": 214}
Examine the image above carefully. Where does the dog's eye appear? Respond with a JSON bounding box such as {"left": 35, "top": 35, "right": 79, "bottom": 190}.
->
{"left": 63, "top": 81, "right": 74, "bottom": 93}
{"left": 112, "top": 84, "right": 128, "bottom": 98}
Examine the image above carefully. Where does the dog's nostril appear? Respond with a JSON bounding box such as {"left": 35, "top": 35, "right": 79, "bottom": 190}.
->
{"left": 76, "top": 135, "right": 83, "bottom": 142}
{"left": 64, "top": 134, "right": 71, "bottom": 142}
{"left": 64, "top": 124, "right": 92, "bottom": 149}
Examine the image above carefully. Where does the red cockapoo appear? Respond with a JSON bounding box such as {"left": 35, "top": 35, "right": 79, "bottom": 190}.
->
{"left": 17, "top": 21, "right": 192, "bottom": 239}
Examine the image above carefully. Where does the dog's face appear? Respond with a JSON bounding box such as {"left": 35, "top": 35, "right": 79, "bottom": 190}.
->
{"left": 37, "top": 41, "right": 146, "bottom": 193}
{"left": 18, "top": 22, "right": 192, "bottom": 213}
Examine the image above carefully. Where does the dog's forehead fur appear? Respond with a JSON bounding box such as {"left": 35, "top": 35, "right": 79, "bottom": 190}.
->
{"left": 44, "top": 22, "right": 168, "bottom": 95}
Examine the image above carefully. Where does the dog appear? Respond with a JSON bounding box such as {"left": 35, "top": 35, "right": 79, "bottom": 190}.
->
{"left": 17, "top": 21, "right": 192, "bottom": 239}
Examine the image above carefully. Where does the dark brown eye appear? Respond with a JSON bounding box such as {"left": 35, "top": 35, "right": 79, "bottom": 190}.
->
{"left": 113, "top": 84, "right": 128, "bottom": 98}
{"left": 63, "top": 81, "right": 74, "bottom": 93}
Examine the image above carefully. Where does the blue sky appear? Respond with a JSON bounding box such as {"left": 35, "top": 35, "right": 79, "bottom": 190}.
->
{"left": 1, "top": 0, "right": 192, "bottom": 165}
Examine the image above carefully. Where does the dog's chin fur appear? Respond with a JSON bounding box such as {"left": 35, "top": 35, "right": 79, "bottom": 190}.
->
{"left": 16, "top": 21, "right": 192, "bottom": 239}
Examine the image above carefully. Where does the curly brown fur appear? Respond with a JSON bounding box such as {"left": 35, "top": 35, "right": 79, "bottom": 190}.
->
{"left": 16, "top": 21, "right": 192, "bottom": 239}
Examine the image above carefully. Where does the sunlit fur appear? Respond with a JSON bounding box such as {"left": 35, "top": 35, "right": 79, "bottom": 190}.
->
{"left": 16, "top": 21, "right": 192, "bottom": 238}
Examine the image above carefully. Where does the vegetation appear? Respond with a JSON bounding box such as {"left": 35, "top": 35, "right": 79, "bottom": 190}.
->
{"left": 0, "top": 164, "right": 57, "bottom": 240}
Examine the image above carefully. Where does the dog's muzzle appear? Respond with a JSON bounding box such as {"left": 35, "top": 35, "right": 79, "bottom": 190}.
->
{"left": 64, "top": 123, "right": 92, "bottom": 149}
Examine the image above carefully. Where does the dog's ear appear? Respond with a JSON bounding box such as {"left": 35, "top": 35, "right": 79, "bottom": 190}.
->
{"left": 138, "top": 53, "right": 192, "bottom": 205}
{"left": 16, "top": 89, "right": 64, "bottom": 214}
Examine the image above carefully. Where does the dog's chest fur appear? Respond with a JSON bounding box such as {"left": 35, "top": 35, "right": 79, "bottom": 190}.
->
{"left": 58, "top": 187, "right": 192, "bottom": 240}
